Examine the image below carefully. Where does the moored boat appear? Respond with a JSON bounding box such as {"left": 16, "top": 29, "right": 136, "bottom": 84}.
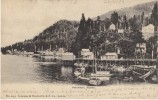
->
{"left": 128, "top": 65, "right": 156, "bottom": 81}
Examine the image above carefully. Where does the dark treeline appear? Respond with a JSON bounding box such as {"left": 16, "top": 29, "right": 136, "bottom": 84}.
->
{"left": 1, "top": 20, "right": 79, "bottom": 53}
{"left": 1, "top": 3, "right": 158, "bottom": 59}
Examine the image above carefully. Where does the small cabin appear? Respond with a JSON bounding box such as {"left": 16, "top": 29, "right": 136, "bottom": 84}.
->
{"left": 101, "top": 52, "right": 118, "bottom": 60}
{"left": 81, "top": 49, "right": 94, "bottom": 60}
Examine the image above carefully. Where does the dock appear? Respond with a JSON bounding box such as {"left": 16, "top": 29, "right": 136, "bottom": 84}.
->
{"left": 74, "top": 58, "right": 156, "bottom": 66}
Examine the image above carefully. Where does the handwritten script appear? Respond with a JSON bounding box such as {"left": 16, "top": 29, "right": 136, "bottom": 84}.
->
{"left": 1, "top": 83, "right": 158, "bottom": 99}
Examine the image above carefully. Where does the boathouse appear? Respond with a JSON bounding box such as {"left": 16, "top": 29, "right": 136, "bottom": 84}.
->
{"left": 81, "top": 49, "right": 94, "bottom": 60}
{"left": 61, "top": 52, "right": 76, "bottom": 60}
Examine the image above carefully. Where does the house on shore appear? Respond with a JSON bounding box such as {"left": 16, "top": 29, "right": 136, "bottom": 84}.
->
{"left": 80, "top": 49, "right": 94, "bottom": 60}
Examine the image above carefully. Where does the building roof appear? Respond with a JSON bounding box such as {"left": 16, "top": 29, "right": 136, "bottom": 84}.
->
{"left": 81, "top": 49, "right": 90, "bottom": 52}
{"left": 62, "top": 52, "right": 74, "bottom": 55}
{"left": 81, "top": 52, "right": 93, "bottom": 56}
{"left": 105, "top": 52, "right": 117, "bottom": 56}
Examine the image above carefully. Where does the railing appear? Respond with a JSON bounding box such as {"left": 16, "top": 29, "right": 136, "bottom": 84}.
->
{"left": 75, "top": 58, "right": 156, "bottom": 61}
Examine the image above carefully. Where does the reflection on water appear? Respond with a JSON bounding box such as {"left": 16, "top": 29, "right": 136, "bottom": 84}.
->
{"left": 35, "top": 64, "right": 74, "bottom": 83}
{"left": 1, "top": 55, "right": 74, "bottom": 84}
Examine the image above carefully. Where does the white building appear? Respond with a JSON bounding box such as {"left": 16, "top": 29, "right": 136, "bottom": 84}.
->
{"left": 118, "top": 29, "right": 124, "bottom": 33}
{"left": 54, "top": 48, "right": 65, "bottom": 59}
{"left": 136, "top": 43, "right": 146, "bottom": 53}
{"left": 6, "top": 50, "right": 12, "bottom": 54}
{"left": 61, "top": 52, "right": 76, "bottom": 60}
{"left": 142, "top": 24, "right": 155, "bottom": 40}
{"left": 101, "top": 52, "right": 118, "bottom": 60}
{"left": 81, "top": 49, "right": 94, "bottom": 59}
{"left": 109, "top": 24, "right": 116, "bottom": 30}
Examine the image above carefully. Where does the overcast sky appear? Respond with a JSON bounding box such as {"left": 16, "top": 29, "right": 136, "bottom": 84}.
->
{"left": 1, "top": 0, "right": 156, "bottom": 47}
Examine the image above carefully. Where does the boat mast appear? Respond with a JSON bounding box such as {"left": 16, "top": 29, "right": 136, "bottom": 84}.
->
{"left": 135, "top": 48, "right": 137, "bottom": 65}
{"left": 64, "top": 28, "right": 68, "bottom": 51}
{"left": 95, "top": 50, "right": 97, "bottom": 73}
{"left": 93, "top": 47, "right": 97, "bottom": 74}
{"left": 93, "top": 48, "right": 95, "bottom": 73}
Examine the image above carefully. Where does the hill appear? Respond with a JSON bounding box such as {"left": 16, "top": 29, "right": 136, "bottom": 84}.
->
{"left": 94, "top": 0, "right": 158, "bottom": 20}
{"left": 2, "top": 20, "right": 79, "bottom": 53}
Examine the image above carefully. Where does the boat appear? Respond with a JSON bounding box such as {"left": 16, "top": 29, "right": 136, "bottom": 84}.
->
{"left": 32, "top": 52, "right": 41, "bottom": 58}
{"left": 126, "top": 43, "right": 157, "bottom": 82}
{"left": 74, "top": 65, "right": 112, "bottom": 86}
{"left": 128, "top": 65, "right": 156, "bottom": 82}
{"left": 110, "top": 65, "right": 132, "bottom": 77}
{"left": 40, "top": 50, "right": 55, "bottom": 61}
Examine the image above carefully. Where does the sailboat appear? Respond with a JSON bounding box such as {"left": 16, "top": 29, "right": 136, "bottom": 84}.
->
{"left": 74, "top": 50, "right": 112, "bottom": 86}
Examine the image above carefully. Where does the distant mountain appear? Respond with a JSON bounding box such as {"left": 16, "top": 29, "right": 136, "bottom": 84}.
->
{"left": 94, "top": 0, "right": 158, "bottom": 20}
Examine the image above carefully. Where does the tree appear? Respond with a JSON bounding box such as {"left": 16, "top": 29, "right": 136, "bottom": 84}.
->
{"left": 151, "top": 3, "right": 158, "bottom": 26}
{"left": 104, "top": 18, "right": 111, "bottom": 29}
{"left": 129, "top": 15, "right": 142, "bottom": 32}
{"left": 146, "top": 36, "right": 157, "bottom": 59}
{"left": 74, "top": 13, "right": 87, "bottom": 55}
{"left": 111, "top": 11, "right": 119, "bottom": 29}
{"left": 123, "top": 15, "right": 128, "bottom": 29}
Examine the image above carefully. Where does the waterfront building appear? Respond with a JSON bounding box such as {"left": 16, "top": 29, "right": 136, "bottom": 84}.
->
{"left": 54, "top": 48, "right": 65, "bottom": 59}
{"left": 101, "top": 52, "right": 118, "bottom": 60}
{"left": 136, "top": 43, "right": 146, "bottom": 53}
{"left": 81, "top": 49, "right": 94, "bottom": 60}
{"left": 135, "top": 43, "right": 147, "bottom": 59}
{"left": 61, "top": 52, "right": 76, "bottom": 61}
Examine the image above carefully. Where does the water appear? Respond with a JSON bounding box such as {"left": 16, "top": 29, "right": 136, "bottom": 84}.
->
{"left": 1, "top": 55, "right": 74, "bottom": 84}
{"left": 2, "top": 55, "right": 157, "bottom": 85}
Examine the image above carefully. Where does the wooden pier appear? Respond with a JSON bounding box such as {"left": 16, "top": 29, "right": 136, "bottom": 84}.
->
{"left": 37, "top": 56, "right": 157, "bottom": 66}
{"left": 74, "top": 58, "right": 156, "bottom": 66}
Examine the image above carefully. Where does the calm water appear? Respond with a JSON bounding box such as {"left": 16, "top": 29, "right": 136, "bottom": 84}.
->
{"left": 1, "top": 55, "right": 74, "bottom": 84}
{"left": 2, "top": 55, "right": 157, "bottom": 85}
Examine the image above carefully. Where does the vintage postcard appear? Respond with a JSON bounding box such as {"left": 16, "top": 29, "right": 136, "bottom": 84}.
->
{"left": 1, "top": 0, "right": 158, "bottom": 99}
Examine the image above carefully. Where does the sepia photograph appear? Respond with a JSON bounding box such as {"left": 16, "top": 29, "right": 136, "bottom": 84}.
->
{"left": 1, "top": 0, "right": 158, "bottom": 99}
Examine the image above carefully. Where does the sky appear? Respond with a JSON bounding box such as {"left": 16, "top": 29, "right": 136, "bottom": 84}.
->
{"left": 1, "top": 0, "right": 156, "bottom": 47}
